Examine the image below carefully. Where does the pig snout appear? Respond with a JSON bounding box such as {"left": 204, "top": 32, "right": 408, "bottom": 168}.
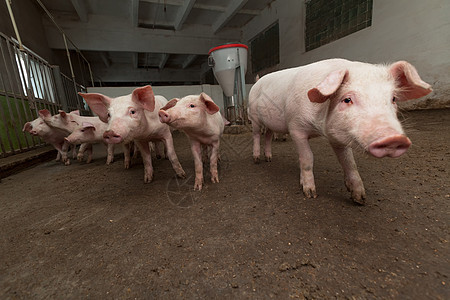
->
{"left": 103, "top": 130, "right": 123, "bottom": 144}
{"left": 158, "top": 110, "right": 171, "bottom": 124}
{"left": 368, "top": 134, "right": 411, "bottom": 158}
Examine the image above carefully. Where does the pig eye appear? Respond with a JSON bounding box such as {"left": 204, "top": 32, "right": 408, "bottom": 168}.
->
{"left": 392, "top": 97, "right": 397, "bottom": 103}
{"left": 107, "top": 113, "right": 111, "bottom": 118}
{"left": 81, "top": 129, "right": 85, "bottom": 132}
{"left": 342, "top": 97, "right": 353, "bottom": 104}
{"left": 130, "top": 109, "right": 136, "bottom": 115}
{"left": 189, "top": 104, "right": 195, "bottom": 108}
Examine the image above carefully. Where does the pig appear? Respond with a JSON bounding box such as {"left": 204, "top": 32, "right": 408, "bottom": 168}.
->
{"left": 79, "top": 85, "right": 186, "bottom": 183}
{"left": 248, "top": 58, "right": 432, "bottom": 204}
{"left": 65, "top": 121, "right": 114, "bottom": 164}
{"left": 158, "top": 93, "right": 224, "bottom": 191}
{"left": 22, "top": 116, "right": 71, "bottom": 165}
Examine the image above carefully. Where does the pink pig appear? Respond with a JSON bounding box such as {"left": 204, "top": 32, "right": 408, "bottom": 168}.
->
{"left": 79, "top": 85, "right": 186, "bottom": 183}
{"left": 65, "top": 121, "right": 115, "bottom": 164}
{"left": 248, "top": 59, "right": 432, "bottom": 204}
{"left": 22, "top": 116, "right": 71, "bottom": 165}
{"left": 158, "top": 93, "right": 224, "bottom": 191}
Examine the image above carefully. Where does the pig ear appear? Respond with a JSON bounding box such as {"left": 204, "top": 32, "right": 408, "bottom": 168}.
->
{"left": 200, "top": 93, "right": 220, "bottom": 114}
{"left": 23, "top": 122, "right": 32, "bottom": 132}
{"left": 70, "top": 110, "right": 80, "bottom": 115}
{"left": 390, "top": 61, "right": 432, "bottom": 100}
{"left": 79, "top": 92, "right": 111, "bottom": 123}
{"left": 308, "top": 69, "right": 348, "bottom": 103}
{"left": 82, "top": 122, "right": 95, "bottom": 130}
{"left": 161, "top": 98, "right": 179, "bottom": 111}
{"left": 38, "top": 109, "right": 51, "bottom": 119}
{"left": 58, "top": 110, "right": 67, "bottom": 118}
{"left": 132, "top": 85, "right": 155, "bottom": 112}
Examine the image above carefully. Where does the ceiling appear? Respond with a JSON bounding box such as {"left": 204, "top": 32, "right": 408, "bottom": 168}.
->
{"left": 37, "top": 0, "right": 275, "bottom": 86}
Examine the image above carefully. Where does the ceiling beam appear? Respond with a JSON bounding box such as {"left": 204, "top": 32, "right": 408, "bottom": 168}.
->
{"left": 131, "top": 0, "right": 139, "bottom": 27}
{"left": 174, "top": 0, "right": 196, "bottom": 31}
{"left": 99, "top": 52, "right": 111, "bottom": 68}
{"left": 132, "top": 53, "right": 138, "bottom": 68}
{"left": 182, "top": 54, "right": 197, "bottom": 69}
{"left": 92, "top": 63, "right": 201, "bottom": 82}
{"left": 140, "top": 0, "right": 260, "bottom": 15}
{"left": 70, "top": 0, "right": 88, "bottom": 22}
{"left": 212, "top": 0, "right": 249, "bottom": 33}
{"left": 43, "top": 14, "right": 241, "bottom": 54}
{"left": 159, "top": 53, "right": 170, "bottom": 69}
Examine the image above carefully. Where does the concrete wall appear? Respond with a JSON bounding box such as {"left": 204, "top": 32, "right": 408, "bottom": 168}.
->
{"left": 242, "top": 0, "right": 450, "bottom": 109}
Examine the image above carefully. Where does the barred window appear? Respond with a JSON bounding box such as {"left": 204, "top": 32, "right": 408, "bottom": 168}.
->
{"left": 305, "top": 0, "right": 373, "bottom": 51}
{"left": 250, "top": 22, "right": 280, "bottom": 74}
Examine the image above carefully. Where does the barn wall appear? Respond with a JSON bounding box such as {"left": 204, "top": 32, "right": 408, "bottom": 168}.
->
{"left": 242, "top": 0, "right": 450, "bottom": 109}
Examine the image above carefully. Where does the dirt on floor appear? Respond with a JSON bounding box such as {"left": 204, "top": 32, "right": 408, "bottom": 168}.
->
{"left": 0, "top": 109, "right": 449, "bottom": 299}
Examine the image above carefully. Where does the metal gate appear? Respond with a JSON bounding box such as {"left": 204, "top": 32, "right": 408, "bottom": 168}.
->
{"left": 0, "top": 32, "right": 88, "bottom": 158}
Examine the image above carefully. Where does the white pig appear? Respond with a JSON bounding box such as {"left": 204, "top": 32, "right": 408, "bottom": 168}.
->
{"left": 22, "top": 116, "right": 71, "bottom": 165}
{"left": 158, "top": 93, "right": 224, "bottom": 191}
{"left": 65, "top": 121, "right": 114, "bottom": 164}
{"left": 79, "top": 85, "right": 186, "bottom": 183}
{"left": 248, "top": 58, "right": 432, "bottom": 204}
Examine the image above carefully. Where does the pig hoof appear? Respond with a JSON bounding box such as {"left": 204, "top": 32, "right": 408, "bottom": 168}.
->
{"left": 253, "top": 156, "right": 260, "bottom": 164}
{"left": 194, "top": 183, "right": 203, "bottom": 191}
{"left": 144, "top": 174, "right": 154, "bottom": 183}
{"left": 156, "top": 155, "right": 162, "bottom": 160}
{"left": 65, "top": 160, "right": 71, "bottom": 166}
{"left": 265, "top": 156, "right": 272, "bottom": 162}
{"left": 302, "top": 188, "right": 317, "bottom": 199}
{"left": 211, "top": 176, "right": 219, "bottom": 183}
{"left": 77, "top": 155, "right": 83, "bottom": 162}
{"left": 124, "top": 161, "right": 130, "bottom": 169}
{"left": 351, "top": 193, "right": 366, "bottom": 205}
{"left": 177, "top": 171, "right": 187, "bottom": 179}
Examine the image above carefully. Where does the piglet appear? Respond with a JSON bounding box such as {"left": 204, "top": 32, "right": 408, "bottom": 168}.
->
{"left": 159, "top": 93, "right": 224, "bottom": 190}
{"left": 79, "top": 86, "right": 186, "bottom": 183}
{"left": 65, "top": 121, "right": 114, "bottom": 164}
{"left": 22, "top": 116, "right": 71, "bottom": 165}
{"left": 248, "top": 58, "right": 432, "bottom": 204}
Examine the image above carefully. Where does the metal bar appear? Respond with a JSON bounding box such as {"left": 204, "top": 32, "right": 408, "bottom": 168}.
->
{"left": 6, "top": 37, "right": 32, "bottom": 143}
{"left": 5, "top": 0, "right": 24, "bottom": 51}
{"left": 0, "top": 37, "right": 24, "bottom": 151}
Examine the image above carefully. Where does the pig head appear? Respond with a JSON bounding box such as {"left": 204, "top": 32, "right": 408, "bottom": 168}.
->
{"left": 79, "top": 86, "right": 155, "bottom": 144}
{"left": 307, "top": 60, "right": 432, "bottom": 158}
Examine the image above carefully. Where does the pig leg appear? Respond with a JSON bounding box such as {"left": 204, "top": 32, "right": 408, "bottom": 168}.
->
{"left": 332, "top": 145, "right": 366, "bottom": 204}
{"left": 123, "top": 143, "right": 131, "bottom": 169}
{"left": 71, "top": 144, "right": 77, "bottom": 159}
{"left": 290, "top": 131, "right": 317, "bottom": 198}
{"left": 55, "top": 151, "right": 61, "bottom": 161}
{"left": 252, "top": 122, "right": 262, "bottom": 163}
{"left": 78, "top": 143, "right": 89, "bottom": 162}
{"left": 201, "top": 144, "right": 209, "bottom": 164}
{"left": 264, "top": 129, "right": 273, "bottom": 162}
{"left": 162, "top": 134, "right": 186, "bottom": 179}
{"left": 136, "top": 140, "right": 153, "bottom": 183}
{"left": 191, "top": 141, "right": 204, "bottom": 190}
{"left": 106, "top": 143, "right": 114, "bottom": 165}
{"left": 85, "top": 144, "right": 93, "bottom": 164}
{"left": 154, "top": 141, "right": 163, "bottom": 159}
{"left": 61, "top": 140, "right": 71, "bottom": 166}
{"left": 210, "top": 141, "right": 220, "bottom": 184}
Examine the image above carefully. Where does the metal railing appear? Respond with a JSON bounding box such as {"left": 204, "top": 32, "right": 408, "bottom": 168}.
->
{"left": 0, "top": 32, "right": 88, "bottom": 158}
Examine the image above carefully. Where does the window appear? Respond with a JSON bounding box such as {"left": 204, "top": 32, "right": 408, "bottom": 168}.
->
{"left": 15, "top": 49, "right": 56, "bottom": 102}
{"left": 305, "top": 0, "right": 373, "bottom": 51}
{"left": 250, "top": 22, "right": 280, "bottom": 74}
